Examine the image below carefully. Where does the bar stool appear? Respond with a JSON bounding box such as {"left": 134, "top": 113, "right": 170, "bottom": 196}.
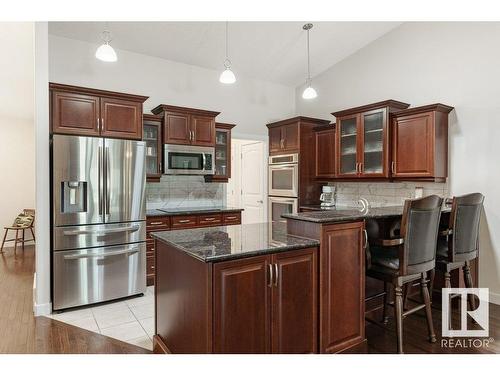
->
{"left": 434, "top": 193, "right": 484, "bottom": 326}
{"left": 366, "top": 195, "right": 443, "bottom": 353}
{"left": 1, "top": 209, "right": 36, "bottom": 258}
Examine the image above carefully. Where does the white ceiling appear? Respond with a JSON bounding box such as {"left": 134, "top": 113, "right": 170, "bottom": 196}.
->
{"left": 48, "top": 22, "right": 401, "bottom": 87}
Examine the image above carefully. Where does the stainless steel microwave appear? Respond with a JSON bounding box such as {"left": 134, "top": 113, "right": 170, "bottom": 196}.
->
{"left": 163, "top": 144, "right": 214, "bottom": 175}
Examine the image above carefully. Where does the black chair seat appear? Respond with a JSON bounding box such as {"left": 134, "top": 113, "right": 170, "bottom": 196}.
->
{"left": 370, "top": 245, "right": 399, "bottom": 270}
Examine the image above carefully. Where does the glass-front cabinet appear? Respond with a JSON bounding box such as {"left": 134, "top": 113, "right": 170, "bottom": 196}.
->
{"left": 206, "top": 123, "right": 235, "bottom": 183}
{"left": 143, "top": 114, "right": 163, "bottom": 182}
{"left": 334, "top": 100, "right": 409, "bottom": 179}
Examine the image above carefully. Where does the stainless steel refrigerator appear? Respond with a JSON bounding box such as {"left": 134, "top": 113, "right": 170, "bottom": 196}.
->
{"left": 51, "top": 134, "right": 147, "bottom": 310}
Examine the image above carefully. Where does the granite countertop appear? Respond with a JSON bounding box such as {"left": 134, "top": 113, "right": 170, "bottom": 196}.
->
{"left": 284, "top": 205, "right": 451, "bottom": 224}
{"left": 151, "top": 222, "right": 319, "bottom": 262}
{"left": 146, "top": 206, "right": 243, "bottom": 217}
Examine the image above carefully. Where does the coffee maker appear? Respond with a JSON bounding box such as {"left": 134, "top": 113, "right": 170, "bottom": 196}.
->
{"left": 320, "top": 185, "right": 336, "bottom": 207}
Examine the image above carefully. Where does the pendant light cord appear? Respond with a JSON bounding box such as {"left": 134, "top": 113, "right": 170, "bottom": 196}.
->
{"left": 306, "top": 27, "right": 311, "bottom": 82}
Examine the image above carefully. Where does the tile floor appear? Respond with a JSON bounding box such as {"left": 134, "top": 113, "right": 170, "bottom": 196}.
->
{"left": 48, "top": 286, "right": 155, "bottom": 350}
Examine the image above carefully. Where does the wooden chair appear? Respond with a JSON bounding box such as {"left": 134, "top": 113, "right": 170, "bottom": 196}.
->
{"left": 366, "top": 195, "right": 443, "bottom": 353}
{"left": 434, "top": 193, "right": 484, "bottom": 329}
{"left": 1, "top": 209, "right": 36, "bottom": 258}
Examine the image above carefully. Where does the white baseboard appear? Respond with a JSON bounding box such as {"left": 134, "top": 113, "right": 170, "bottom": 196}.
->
{"left": 33, "top": 272, "right": 52, "bottom": 316}
{"left": 489, "top": 291, "right": 500, "bottom": 306}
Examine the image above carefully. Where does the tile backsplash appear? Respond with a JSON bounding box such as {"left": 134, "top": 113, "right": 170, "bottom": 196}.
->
{"left": 146, "top": 175, "right": 226, "bottom": 210}
{"left": 331, "top": 181, "right": 449, "bottom": 207}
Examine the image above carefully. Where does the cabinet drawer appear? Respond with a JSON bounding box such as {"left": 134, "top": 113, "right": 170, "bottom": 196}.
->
{"left": 146, "top": 216, "right": 170, "bottom": 229}
{"left": 146, "top": 255, "right": 155, "bottom": 275}
{"left": 198, "top": 214, "right": 222, "bottom": 227}
{"left": 146, "top": 241, "right": 155, "bottom": 255}
{"left": 223, "top": 212, "right": 241, "bottom": 225}
{"left": 171, "top": 215, "right": 198, "bottom": 229}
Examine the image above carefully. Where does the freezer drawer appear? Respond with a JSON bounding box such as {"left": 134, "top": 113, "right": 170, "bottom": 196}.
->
{"left": 52, "top": 243, "right": 146, "bottom": 310}
{"left": 53, "top": 221, "right": 146, "bottom": 251}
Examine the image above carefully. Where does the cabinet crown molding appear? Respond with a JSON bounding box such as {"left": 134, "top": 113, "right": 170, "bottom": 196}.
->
{"left": 151, "top": 104, "right": 220, "bottom": 117}
{"left": 331, "top": 99, "right": 410, "bottom": 118}
{"left": 266, "top": 116, "right": 330, "bottom": 129}
{"left": 313, "top": 123, "right": 335, "bottom": 132}
{"left": 393, "top": 103, "right": 454, "bottom": 117}
{"left": 49, "top": 82, "right": 149, "bottom": 103}
{"left": 215, "top": 122, "right": 236, "bottom": 130}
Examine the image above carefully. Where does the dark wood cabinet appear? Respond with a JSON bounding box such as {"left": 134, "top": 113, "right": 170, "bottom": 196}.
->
{"left": 213, "top": 247, "right": 318, "bottom": 354}
{"left": 143, "top": 114, "right": 163, "bottom": 182}
{"left": 151, "top": 105, "right": 220, "bottom": 146}
{"left": 267, "top": 116, "right": 330, "bottom": 206}
{"left": 392, "top": 104, "right": 453, "bottom": 182}
{"left": 267, "top": 121, "right": 301, "bottom": 155}
{"left": 319, "top": 221, "right": 365, "bottom": 353}
{"left": 213, "top": 255, "right": 271, "bottom": 353}
{"left": 146, "top": 211, "right": 242, "bottom": 286}
{"left": 50, "top": 83, "right": 148, "bottom": 140}
{"left": 271, "top": 248, "right": 317, "bottom": 354}
{"left": 205, "top": 123, "right": 235, "bottom": 183}
{"left": 332, "top": 100, "right": 410, "bottom": 179}
{"left": 314, "top": 124, "right": 336, "bottom": 179}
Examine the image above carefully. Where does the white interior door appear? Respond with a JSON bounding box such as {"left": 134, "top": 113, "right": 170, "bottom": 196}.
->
{"left": 241, "top": 141, "right": 265, "bottom": 224}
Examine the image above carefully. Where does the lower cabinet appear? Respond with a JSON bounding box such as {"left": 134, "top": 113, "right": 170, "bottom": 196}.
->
{"left": 213, "top": 247, "right": 318, "bottom": 354}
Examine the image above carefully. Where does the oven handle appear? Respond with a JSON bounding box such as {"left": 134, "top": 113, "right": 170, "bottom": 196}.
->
{"left": 63, "top": 246, "right": 140, "bottom": 260}
{"left": 202, "top": 153, "right": 207, "bottom": 171}
{"left": 63, "top": 224, "right": 141, "bottom": 236}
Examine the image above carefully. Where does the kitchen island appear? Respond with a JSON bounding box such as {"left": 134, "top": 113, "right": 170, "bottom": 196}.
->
{"left": 151, "top": 222, "right": 320, "bottom": 354}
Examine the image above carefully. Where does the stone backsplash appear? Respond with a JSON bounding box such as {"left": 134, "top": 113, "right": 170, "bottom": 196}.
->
{"left": 330, "top": 181, "right": 449, "bottom": 207}
{"left": 146, "top": 175, "right": 226, "bottom": 210}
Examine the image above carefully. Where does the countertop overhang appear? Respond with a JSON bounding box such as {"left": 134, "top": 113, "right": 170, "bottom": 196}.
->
{"left": 150, "top": 222, "right": 319, "bottom": 262}
{"left": 146, "top": 206, "right": 243, "bottom": 217}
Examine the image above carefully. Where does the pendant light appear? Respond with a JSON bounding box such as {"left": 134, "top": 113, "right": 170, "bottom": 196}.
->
{"left": 219, "top": 22, "right": 236, "bottom": 84}
{"left": 302, "top": 23, "right": 317, "bottom": 99}
{"left": 95, "top": 26, "right": 117, "bottom": 62}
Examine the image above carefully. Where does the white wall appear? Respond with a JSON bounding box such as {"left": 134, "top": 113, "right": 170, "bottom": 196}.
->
{"left": 0, "top": 23, "right": 35, "bottom": 246}
{"left": 48, "top": 35, "right": 295, "bottom": 138}
{"left": 295, "top": 22, "right": 500, "bottom": 303}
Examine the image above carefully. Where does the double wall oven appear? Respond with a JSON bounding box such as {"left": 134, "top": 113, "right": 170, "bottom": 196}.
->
{"left": 268, "top": 153, "right": 299, "bottom": 223}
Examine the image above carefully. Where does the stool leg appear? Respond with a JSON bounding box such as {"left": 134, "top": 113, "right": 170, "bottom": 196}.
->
{"left": 381, "top": 281, "right": 389, "bottom": 324}
{"left": 429, "top": 268, "right": 435, "bottom": 303}
{"left": 444, "top": 271, "right": 452, "bottom": 330}
{"left": 0, "top": 229, "right": 8, "bottom": 253}
{"left": 30, "top": 227, "right": 36, "bottom": 242}
{"left": 14, "top": 229, "right": 19, "bottom": 259}
{"left": 421, "top": 273, "right": 436, "bottom": 343}
{"left": 394, "top": 279, "right": 404, "bottom": 354}
{"left": 22, "top": 229, "right": 25, "bottom": 251}
{"left": 463, "top": 261, "right": 476, "bottom": 310}
{"left": 403, "top": 284, "right": 411, "bottom": 310}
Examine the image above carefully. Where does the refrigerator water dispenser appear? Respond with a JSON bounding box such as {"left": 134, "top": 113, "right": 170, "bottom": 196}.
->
{"left": 61, "top": 181, "right": 87, "bottom": 213}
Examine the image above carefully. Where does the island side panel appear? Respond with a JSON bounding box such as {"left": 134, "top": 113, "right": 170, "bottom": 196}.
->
{"left": 319, "top": 221, "right": 365, "bottom": 353}
{"left": 154, "top": 239, "right": 213, "bottom": 354}
{"left": 287, "top": 219, "right": 366, "bottom": 353}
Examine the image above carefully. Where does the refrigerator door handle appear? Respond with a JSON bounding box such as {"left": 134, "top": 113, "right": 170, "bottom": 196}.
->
{"left": 98, "top": 144, "right": 103, "bottom": 216}
{"left": 62, "top": 224, "right": 141, "bottom": 236}
{"left": 105, "top": 145, "right": 111, "bottom": 218}
{"left": 63, "top": 246, "right": 140, "bottom": 260}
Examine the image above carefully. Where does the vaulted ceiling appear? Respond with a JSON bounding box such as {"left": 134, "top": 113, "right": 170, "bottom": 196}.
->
{"left": 49, "top": 21, "right": 401, "bottom": 87}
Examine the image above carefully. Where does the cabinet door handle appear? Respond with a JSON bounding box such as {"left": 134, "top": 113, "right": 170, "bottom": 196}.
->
{"left": 359, "top": 162, "right": 363, "bottom": 174}
{"left": 363, "top": 229, "right": 368, "bottom": 249}
{"left": 225, "top": 216, "right": 237, "bottom": 220}
{"left": 150, "top": 221, "right": 163, "bottom": 225}
{"left": 391, "top": 161, "right": 396, "bottom": 174}
{"left": 203, "top": 218, "right": 216, "bottom": 221}
{"left": 178, "top": 219, "right": 191, "bottom": 223}
{"left": 268, "top": 264, "right": 273, "bottom": 287}
{"left": 274, "top": 263, "right": 278, "bottom": 287}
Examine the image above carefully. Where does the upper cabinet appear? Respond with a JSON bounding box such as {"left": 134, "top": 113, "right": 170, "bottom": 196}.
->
{"left": 143, "top": 114, "right": 163, "bottom": 182}
{"left": 392, "top": 104, "right": 453, "bottom": 182}
{"left": 332, "top": 100, "right": 410, "bottom": 179}
{"left": 205, "top": 122, "right": 235, "bottom": 183}
{"left": 314, "top": 124, "right": 336, "bottom": 179}
{"left": 267, "top": 121, "right": 302, "bottom": 155}
{"left": 151, "top": 105, "right": 220, "bottom": 147}
{"left": 50, "top": 83, "right": 148, "bottom": 140}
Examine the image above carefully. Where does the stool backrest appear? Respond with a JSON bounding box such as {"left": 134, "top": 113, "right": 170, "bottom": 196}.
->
{"left": 400, "top": 195, "right": 443, "bottom": 275}
{"left": 448, "top": 193, "right": 484, "bottom": 263}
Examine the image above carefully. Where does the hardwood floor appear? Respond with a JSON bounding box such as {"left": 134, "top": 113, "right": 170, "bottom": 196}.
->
{"left": 0, "top": 245, "right": 149, "bottom": 354}
{"left": 347, "top": 301, "right": 500, "bottom": 354}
